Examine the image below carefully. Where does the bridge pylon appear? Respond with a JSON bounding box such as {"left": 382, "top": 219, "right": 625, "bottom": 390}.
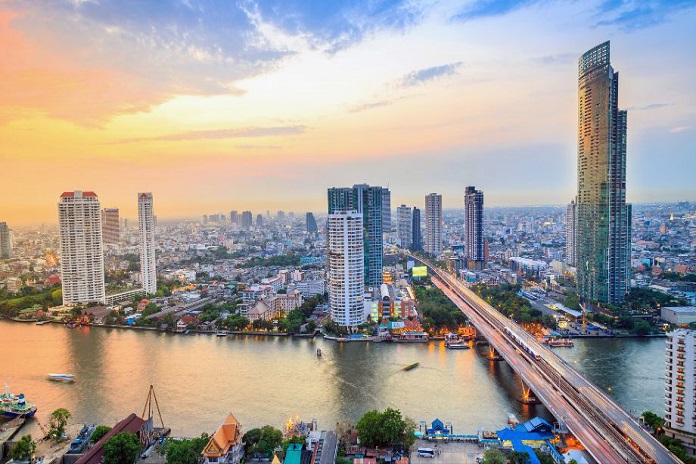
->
{"left": 520, "top": 381, "right": 540, "bottom": 405}
{"left": 488, "top": 346, "right": 502, "bottom": 361}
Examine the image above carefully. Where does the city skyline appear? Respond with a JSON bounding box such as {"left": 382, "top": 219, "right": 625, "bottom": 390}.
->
{"left": 1, "top": 1, "right": 695, "bottom": 225}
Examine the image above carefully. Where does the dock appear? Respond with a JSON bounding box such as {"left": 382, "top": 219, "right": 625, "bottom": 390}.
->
{"left": 0, "top": 417, "right": 26, "bottom": 460}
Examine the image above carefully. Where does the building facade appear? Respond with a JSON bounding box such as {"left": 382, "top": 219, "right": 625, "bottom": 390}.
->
{"left": 240, "top": 211, "right": 253, "bottom": 229}
{"left": 58, "top": 191, "right": 105, "bottom": 305}
{"left": 425, "top": 193, "right": 442, "bottom": 257}
{"left": 327, "top": 210, "right": 365, "bottom": 327}
{"left": 0, "top": 222, "right": 12, "bottom": 259}
{"left": 464, "top": 186, "right": 485, "bottom": 270}
{"left": 576, "top": 41, "right": 631, "bottom": 304}
{"left": 566, "top": 200, "right": 577, "bottom": 266}
{"left": 101, "top": 208, "right": 120, "bottom": 245}
{"left": 202, "top": 414, "right": 244, "bottom": 464}
{"left": 664, "top": 329, "right": 696, "bottom": 457}
{"left": 396, "top": 205, "right": 412, "bottom": 249}
{"left": 306, "top": 212, "right": 318, "bottom": 233}
{"left": 138, "top": 193, "right": 157, "bottom": 295}
{"left": 382, "top": 188, "right": 392, "bottom": 232}
{"left": 328, "top": 184, "right": 383, "bottom": 286}
{"left": 229, "top": 210, "right": 238, "bottom": 225}
{"left": 411, "top": 207, "right": 422, "bottom": 251}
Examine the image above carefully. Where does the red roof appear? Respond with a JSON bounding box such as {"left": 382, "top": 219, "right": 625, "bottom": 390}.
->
{"left": 60, "top": 191, "right": 97, "bottom": 198}
{"left": 75, "top": 413, "right": 146, "bottom": 464}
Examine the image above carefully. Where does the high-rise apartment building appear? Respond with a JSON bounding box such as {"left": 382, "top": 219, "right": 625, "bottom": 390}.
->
{"left": 138, "top": 193, "right": 156, "bottom": 295}
{"left": 464, "top": 186, "right": 485, "bottom": 270}
{"left": 411, "top": 207, "right": 422, "bottom": 251}
{"left": 256, "top": 214, "right": 264, "bottom": 227}
{"left": 58, "top": 191, "right": 105, "bottom": 304}
{"left": 230, "top": 210, "right": 239, "bottom": 225}
{"left": 664, "top": 329, "right": 696, "bottom": 457}
{"left": 566, "top": 200, "right": 577, "bottom": 266}
{"left": 425, "top": 193, "right": 442, "bottom": 257}
{"left": 101, "top": 208, "right": 120, "bottom": 244}
{"left": 576, "top": 41, "right": 631, "bottom": 304}
{"left": 306, "top": 212, "right": 318, "bottom": 234}
{"left": 396, "top": 205, "right": 412, "bottom": 249}
{"left": 328, "top": 210, "right": 365, "bottom": 327}
{"left": 328, "top": 184, "right": 383, "bottom": 286}
{"left": 382, "top": 188, "right": 392, "bottom": 232}
{"left": 0, "top": 222, "right": 12, "bottom": 259}
{"left": 241, "top": 211, "right": 253, "bottom": 229}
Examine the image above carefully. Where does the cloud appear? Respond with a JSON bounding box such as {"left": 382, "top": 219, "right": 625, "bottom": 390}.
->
{"left": 626, "top": 103, "right": 669, "bottom": 111}
{"left": 116, "top": 125, "right": 307, "bottom": 143}
{"left": 453, "top": 0, "right": 535, "bottom": 21}
{"left": 669, "top": 126, "right": 692, "bottom": 134}
{"left": 533, "top": 53, "right": 576, "bottom": 65}
{"left": 594, "top": 0, "right": 696, "bottom": 31}
{"left": 400, "top": 62, "right": 463, "bottom": 87}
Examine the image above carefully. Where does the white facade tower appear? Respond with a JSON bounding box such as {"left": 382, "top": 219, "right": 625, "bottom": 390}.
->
{"left": 425, "top": 193, "right": 442, "bottom": 257}
{"left": 58, "top": 191, "right": 105, "bottom": 304}
{"left": 138, "top": 192, "right": 157, "bottom": 295}
{"left": 664, "top": 329, "right": 696, "bottom": 457}
{"left": 328, "top": 210, "right": 364, "bottom": 328}
{"left": 396, "top": 205, "right": 413, "bottom": 249}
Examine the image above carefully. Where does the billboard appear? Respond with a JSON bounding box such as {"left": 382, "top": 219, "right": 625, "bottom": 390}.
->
{"left": 412, "top": 266, "right": 428, "bottom": 277}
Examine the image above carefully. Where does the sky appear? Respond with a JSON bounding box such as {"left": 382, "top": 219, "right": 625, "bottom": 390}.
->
{"left": 1, "top": 0, "right": 695, "bottom": 225}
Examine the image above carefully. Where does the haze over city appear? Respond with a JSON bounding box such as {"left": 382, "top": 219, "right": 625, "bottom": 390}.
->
{"left": 1, "top": 0, "right": 695, "bottom": 225}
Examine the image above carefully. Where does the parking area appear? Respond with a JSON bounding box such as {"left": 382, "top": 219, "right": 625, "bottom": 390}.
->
{"left": 409, "top": 439, "right": 486, "bottom": 464}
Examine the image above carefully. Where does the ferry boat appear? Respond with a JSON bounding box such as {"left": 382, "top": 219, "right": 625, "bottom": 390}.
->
{"left": 48, "top": 373, "right": 75, "bottom": 383}
{"left": 403, "top": 362, "right": 420, "bottom": 371}
{"left": 0, "top": 388, "right": 37, "bottom": 418}
{"left": 547, "top": 338, "right": 574, "bottom": 348}
{"left": 216, "top": 331, "right": 228, "bottom": 337}
{"left": 69, "top": 424, "right": 96, "bottom": 453}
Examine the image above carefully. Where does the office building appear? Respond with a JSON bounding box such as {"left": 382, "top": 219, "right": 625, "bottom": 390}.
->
{"left": 138, "top": 193, "right": 157, "bottom": 295}
{"left": 576, "top": 41, "right": 631, "bottom": 304}
{"left": 306, "top": 212, "right": 318, "bottom": 234}
{"left": 664, "top": 329, "right": 696, "bottom": 457}
{"left": 230, "top": 210, "right": 239, "bottom": 225}
{"left": 256, "top": 214, "right": 264, "bottom": 228}
{"left": 58, "top": 191, "right": 105, "bottom": 304}
{"left": 277, "top": 211, "right": 285, "bottom": 221}
{"left": 382, "top": 188, "right": 392, "bottom": 232}
{"left": 566, "top": 200, "right": 577, "bottom": 266}
{"left": 464, "top": 186, "right": 485, "bottom": 270}
{"left": 0, "top": 222, "right": 12, "bottom": 259}
{"left": 241, "top": 211, "right": 253, "bottom": 229}
{"left": 396, "top": 205, "right": 412, "bottom": 249}
{"left": 101, "top": 208, "right": 120, "bottom": 244}
{"left": 328, "top": 184, "right": 383, "bottom": 286}
{"left": 411, "top": 207, "right": 421, "bottom": 251}
{"left": 425, "top": 193, "right": 442, "bottom": 257}
{"left": 327, "top": 210, "right": 365, "bottom": 327}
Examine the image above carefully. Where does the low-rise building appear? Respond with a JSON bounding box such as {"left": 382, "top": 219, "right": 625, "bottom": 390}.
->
{"left": 661, "top": 306, "right": 696, "bottom": 325}
{"left": 202, "top": 414, "right": 244, "bottom": 464}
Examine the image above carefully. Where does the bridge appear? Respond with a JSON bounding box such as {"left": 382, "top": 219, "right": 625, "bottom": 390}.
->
{"left": 410, "top": 254, "right": 680, "bottom": 464}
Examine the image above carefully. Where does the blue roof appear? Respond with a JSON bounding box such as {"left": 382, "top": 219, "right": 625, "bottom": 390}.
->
{"left": 431, "top": 419, "right": 445, "bottom": 430}
{"left": 520, "top": 417, "right": 553, "bottom": 434}
{"left": 496, "top": 428, "right": 550, "bottom": 442}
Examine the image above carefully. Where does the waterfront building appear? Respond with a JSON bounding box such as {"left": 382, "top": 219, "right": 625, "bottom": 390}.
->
{"left": 566, "top": 200, "right": 577, "bottom": 266}
{"left": 241, "top": 211, "right": 253, "bottom": 229}
{"left": 327, "top": 210, "right": 364, "bottom": 328}
{"left": 0, "top": 222, "right": 12, "bottom": 258}
{"left": 230, "top": 210, "right": 239, "bottom": 225}
{"left": 661, "top": 307, "right": 696, "bottom": 325}
{"left": 328, "top": 184, "right": 383, "bottom": 286}
{"left": 202, "top": 414, "right": 244, "bottom": 464}
{"left": 425, "top": 193, "right": 442, "bottom": 257}
{"left": 576, "top": 41, "right": 631, "bottom": 304}
{"left": 411, "top": 207, "right": 422, "bottom": 251}
{"left": 382, "top": 188, "right": 392, "bottom": 232}
{"left": 138, "top": 193, "right": 157, "bottom": 295}
{"left": 464, "top": 186, "right": 485, "bottom": 270}
{"left": 664, "top": 329, "right": 696, "bottom": 457}
{"left": 306, "top": 212, "right": 318, "bottom": 234}
{"left": 58, "top": 190, "right": 106, "bottom": 305}
{"left": 101, "top": 208, "right": 120, "bottom": 244}
{"left": 396, "top": 205, "right": 412, "bottom": 248}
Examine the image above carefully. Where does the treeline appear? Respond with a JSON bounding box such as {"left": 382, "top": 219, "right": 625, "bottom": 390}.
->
{"left": 0, "top": 284, "right": 62, "bottom": 317}
{"left": 413, "top": 279, "right": 467, "bottom": 332}
{"left": 472, "top": 283, "right": 555, "bottom": 328}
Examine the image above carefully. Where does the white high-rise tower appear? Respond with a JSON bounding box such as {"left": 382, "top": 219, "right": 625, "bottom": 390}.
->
{"left": 425, "top": 193, "right": 442, "bottom": 257}
{"left": 664, "top": 329, "right": 696, "bottom": 457}
{"left": 138, "top": 192, "right": 157, "bottom": 295}
{"left": 58, "top": 191, "right": 105, "bottom": 304}
{"left": 328, "top": 210, "right": 364, "bottom": 328}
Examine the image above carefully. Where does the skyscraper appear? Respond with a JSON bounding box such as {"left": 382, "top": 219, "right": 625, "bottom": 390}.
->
{"left": 464, "top": 186, "right": 485, "bottom": 270}
{"left": 0, "top": 222, "right": 12, "bottom": 259}
{"left": 382, "top": 188, "right": 392, "bottom": 232}
{"left": 58, "top": 191, "right": 105, "bottom": 304}
{"left": 306, "top": 212, "right": 318, "bottom": 234}
{"left": 328, "top": 184, "right": 383, "bottom": 286}
{"left": 411, "top": 207, "right": 422, "bottom": 251}
{"left": 566, "top": 199, "right": 577, "bottom": 266}
{"left": 102, "top": 208, "right": 120, "bottom": 244}
{"left": 663, "top": 329, "right": 696, "bottom": 457}
{"left": 230, "top": 210, "right": 239, "bottom": 225}
{"left": 576, "top": 41, "right": 631, "bottom": 304}
{"left": 425, "top": 193, "right": 442, "bottom": 257}
{"left": 241, "top": 211, "right": 253, "bottom": 229}
{"left": 396, "top": 205, "right": 412, "bottom": 248}
{"left": 138, "top": 193, "right": 157, "bottom": 295}
{"left": 328, "top": 210, "right": 365, "bottom": 327}
{"left": 256, "top": 214, "right": 264, "bottom": 227}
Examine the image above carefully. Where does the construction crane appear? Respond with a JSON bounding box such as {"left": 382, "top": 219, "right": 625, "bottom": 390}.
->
{"left": 141, "top": 385, "right": 166, "bottom": 432}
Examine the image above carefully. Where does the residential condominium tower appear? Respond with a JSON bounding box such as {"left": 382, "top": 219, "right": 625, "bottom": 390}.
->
{"left": 138, "top": 193, "right": 157, "bottom": 295}
{"left": 306, "top": 212, "right": 318, "bottom": 234}
{"left": 328, "top": 210, "right": 365, "bottom": 327}
{"left": 411, "top": 207, "right": 422, "bottom": 251}
{"left": 327, "top": 184, "right": 384, "bottom": 286}
{"left": 566, "top": 200, "right": 577, "bottom": 266}
{"left": 101, "top": 208, "right": 120, "bottom": 244}
{"left": 0, "top": 222, "right": 12, "bottom": 259}
{"left": 425, "top": 193, "right": 442, "bottom": 257}
{"left": 664, "top": 329, "right": 696, "bottom": 458}
{"left": 396, "top": 205, "right": 412, "bottom": 249}
{"left": 381, "top": 188, "right": 392, "bottom": 232}
{"left": 576, "top": 41, "right": 631, "bottom": 304}
{"left": 464, "top": 186, "right": 485, "bottom": 270}
{"left": 58, "top": 191, "right": 105, "bottom": 304}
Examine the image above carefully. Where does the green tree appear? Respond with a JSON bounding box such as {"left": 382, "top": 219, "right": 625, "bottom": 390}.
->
{"left": 51, "top": 288, "right": 63, "bottom": 305}
{"left": 641, "top": 411, "right": 664, "bottom": 430}
{"left": 103, "top": 432, "right": 141, "bottom": 464}
{"left": 91, "top": 425, "right": 112, "bottom": 443}
{"left": 243, "top": 426, "right": 282, "bottom": 458}
{"left": 631, "top": 319, "right": 652, "bottom": 335}
{"left": 356, "top": 408, "right": 413, "bottom": 448}
{"left": 356, "top": 410, "right": 382, "bottom": 447}
{"left": 48, "top": 408, "right": 72, "bottom": 440}
{"left": 9, "top": 435, "right": 36, "bottom": 461}
{"left": 164, "top": 433, "right": 209, "bottom": 464}
{"left": 481, "top": 448, "right": 505, "bottom": 464}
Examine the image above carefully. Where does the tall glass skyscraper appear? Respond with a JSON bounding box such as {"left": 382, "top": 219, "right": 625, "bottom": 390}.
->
{"left": 464, "top": 186, "right": 485, "bottom": 270}
{"left": 576, "top": 41, "right": 631, "bottom": 304}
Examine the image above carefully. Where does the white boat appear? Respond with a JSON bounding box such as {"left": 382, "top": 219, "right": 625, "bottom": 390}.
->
{"left": 508, "top": 413, "right": 519, "bottom": 426}
{"left": 215, "top": 331, "right": 228, "bottom": 337}
{"left": 48, "top": 374, "right": 74, "bottom": 382}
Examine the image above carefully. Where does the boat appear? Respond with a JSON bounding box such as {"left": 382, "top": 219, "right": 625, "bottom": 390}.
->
{"left": 216, "top": 331, "right": 228, "bottom": 337}
{"left": 445, "top": 341, "right": 470, "bottom": 349}
{"left": 403, "top": 362, "right": 420, "bottom": 371}
{"left": 0, "top": 387, "right": 37, "bottom": 418}
{"left": 69, "top": 424, "right": 96, "bottom": 453}
{"left": 48, "top": 373, "right": 75, "bottom": 383}
{"left": 316, "top": 348, "right": 322, "bottom": 357}
{"left": 36, "top": 320, "right": 52, "bottom": 325}
{"left": 548, "top": 338, "right": 574, "bottom": 348}
{"left": 507, "top": 413, "right": 519, "bottom": 426}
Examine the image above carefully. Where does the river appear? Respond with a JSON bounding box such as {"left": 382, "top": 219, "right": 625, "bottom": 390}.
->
{"left": 0, "top": 321, "right": 667, "bottom": 437}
